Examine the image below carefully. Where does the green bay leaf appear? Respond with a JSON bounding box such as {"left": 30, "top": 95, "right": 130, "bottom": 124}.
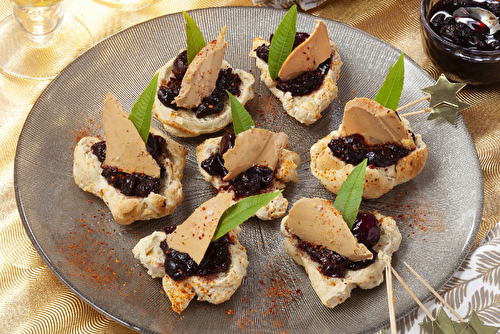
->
{"left": 182, "top": 10, "right": 206, "bottom": 64}
{"left": 268, "top": 5, "right": 297, "bottom": 80}
{"left": 128, "top": 72, "right": 159, "bottom": 143}
{"left": 227, "top": 90, "right": 254, "bottom": 135}
{"left": 333, "top": 158, "right": 367, "bottom": 228}
{"left": 212, "top": 190, "right": 283, "bottom": 241}
{"left": 374, "top": 52, "right": 405, "bottom": 111}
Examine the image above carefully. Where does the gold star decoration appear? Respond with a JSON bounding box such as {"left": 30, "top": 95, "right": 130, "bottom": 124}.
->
{"left": 420, "top": 74, "right": 471, "bottom": 125}
{"left": 426, "top": 101, "right": 470, "bottom": 126}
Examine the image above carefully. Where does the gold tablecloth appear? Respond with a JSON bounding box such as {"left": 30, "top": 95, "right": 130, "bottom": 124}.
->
{"left": 1, "top": 0, "right": 499, "bottom": 333}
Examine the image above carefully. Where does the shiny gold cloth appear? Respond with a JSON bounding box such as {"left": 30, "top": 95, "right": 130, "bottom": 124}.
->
{"left": 1, "top": 0, "right": 499, "bottom": 333}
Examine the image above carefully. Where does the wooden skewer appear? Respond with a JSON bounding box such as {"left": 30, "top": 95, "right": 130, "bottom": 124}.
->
{"left": 396, "top": 95, "right": 430, "bottom": 112}
{"left": 404, "top": 262, "right": 465, "bottom": 322}
{"left": 385, "top": 263, "right": 397, "bottom": 334}
{"left": 386, "top": 261, "right": 435, "bottom": 321}
{"left": 399, "top": 107, "right": 432, "bottom": 118}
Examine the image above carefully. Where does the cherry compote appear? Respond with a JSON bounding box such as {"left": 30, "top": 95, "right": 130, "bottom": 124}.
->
{"left": 295, "top": 212, "right": 381, "bottom": 278}
{"left": 160, "top": 225, "right": 233, "bottom": 281}
{"left": 91, "top": 133, "right": 166, "bottom": 197}
{"left": 157, "top": 50, "right": 243, "bottom": 118}
{"left": 428, "top": 0, "right": 500, "bottom": 50}
{"left": 328, "top": 134, "right": 410, "bottom": 168}
{"left": 254, "top": 32, "right": 333, "bottom": 96}
{"left": 201, "top": 132, "right": 275, "bottom": 198}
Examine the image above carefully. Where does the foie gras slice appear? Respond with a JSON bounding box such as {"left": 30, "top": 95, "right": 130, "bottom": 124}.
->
{"left": 222, "top": 128, "right": 288, "bottom": 181}
{"left": 278, "top": 20, "right": 332, "bottom": 82}
{"left": 166, "top": 192, "right": 233, "bottom": 265}
{"left": 287, "top": 198, "right": 373, "bottom": 262}
{"left": 103, "top": 92, "right": 160, "bottom": 178}
{"left": 338, "top": 97, "right": 415, "bottom": 150}
{"left": 174, "top": 26, "right": 228, "bottom": 109}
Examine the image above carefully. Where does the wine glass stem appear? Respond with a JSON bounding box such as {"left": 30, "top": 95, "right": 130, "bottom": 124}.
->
{"left": 13, "top": 2, "right": 64, "bottom": 44}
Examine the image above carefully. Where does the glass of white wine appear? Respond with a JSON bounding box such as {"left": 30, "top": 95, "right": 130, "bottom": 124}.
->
{"left": 0, "top": 0, "right": 93, "bottom": 80}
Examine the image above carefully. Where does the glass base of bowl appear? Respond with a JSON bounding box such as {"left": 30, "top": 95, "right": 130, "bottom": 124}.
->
{"left": 0, "top": 12, "right": 93, "bottom": 80}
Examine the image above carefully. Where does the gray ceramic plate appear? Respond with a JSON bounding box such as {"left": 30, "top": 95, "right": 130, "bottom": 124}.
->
{"left": 14, "top": 7, "right": 483, "bottom": 334}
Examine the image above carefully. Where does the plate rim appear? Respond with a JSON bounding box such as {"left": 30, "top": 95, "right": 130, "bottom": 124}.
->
{"left": 14, "top": 6, "right": 483, "bottom": 334}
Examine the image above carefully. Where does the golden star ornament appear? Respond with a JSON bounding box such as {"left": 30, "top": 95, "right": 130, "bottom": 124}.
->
{"left": 421, "top": 74, "right": 471, "bottom": 125}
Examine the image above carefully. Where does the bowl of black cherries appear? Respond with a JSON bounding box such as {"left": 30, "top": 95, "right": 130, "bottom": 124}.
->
{"left": 421, "top": 0, "right": 500, "bottom": 84}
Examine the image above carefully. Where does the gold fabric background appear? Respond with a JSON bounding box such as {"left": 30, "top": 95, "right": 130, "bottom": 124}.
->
{"left": 0, "top": 0, "right": 498, "bottom": 333}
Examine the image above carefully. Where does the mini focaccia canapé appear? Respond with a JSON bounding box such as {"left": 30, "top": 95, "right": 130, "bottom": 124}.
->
{"left": 133, "top": 193, "right": 249, "bottom": 314}
{"left": 133, "top": 227, "right": 248, "bottom": 314}
{"left": 280, "top": 198, "right": 401, "bottom": 308}
{"left": 154, "top": 27, "right": 255, "bottom": 137}
{"left": 311, "top": 97, "right": 428, "bottom": 199}
{"left": 196, "top": 128, "right": 300, "bottom": 220}
{"left": 154, "top": 58, "right": 255, "bottom": 137}
{"left": 249, "top": 20, "right": 342, "bottom": 125}
{"left": 73, "top": 94, "right": 188, "bottom": 225}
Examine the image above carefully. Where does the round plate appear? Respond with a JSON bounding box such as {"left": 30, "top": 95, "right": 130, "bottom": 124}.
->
{"left": 14, "top": 7, "right": 482, "bottom": 334}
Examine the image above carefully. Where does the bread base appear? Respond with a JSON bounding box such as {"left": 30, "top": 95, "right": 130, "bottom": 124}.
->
{"left": 153, "top": 55, "right": 255, "bottom": 137}
{"left": 73, "top": 127, "right": 187, "bottom": 225}
{"left": 310, "top": 118, "right": 428, "bottom": 199}
{"left": 281, "top": 211, "right": 401, "bottom": 308}
{"left": 249, "top": 37, "right": 342, "bottom": 125}
{"left": 132, "top": 226, "right": 248, "bottom": 314}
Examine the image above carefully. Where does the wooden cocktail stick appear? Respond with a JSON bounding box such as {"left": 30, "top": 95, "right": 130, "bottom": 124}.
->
{"left": 403, "top": 262, "right": 465, "bottom": 322}
{"left": 385, "top": 260, "right": 435, "bottom": 321}
{"left": 385, "top": 264, "right": 397, "bottom": 334}
{"left": 399, "top": 107, "right": 432, "bottom": 118}
{"left": 397, "top": 95, "right": 430, "bottom": 112}
{"left": 397, "top": 95, "right": 431, "bottom": 118}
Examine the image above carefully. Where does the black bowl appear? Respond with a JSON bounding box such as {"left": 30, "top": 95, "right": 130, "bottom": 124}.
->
{"left": 420, "top": 0, "right": 500, "bottom": 85}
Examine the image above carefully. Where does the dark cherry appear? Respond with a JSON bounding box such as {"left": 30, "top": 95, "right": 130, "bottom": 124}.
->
{"left": 201, "top": 132, "right": 234, "bottom": 176}
{"left": 91, "top": 140, "right": 107, "bottom": 162}
{"left": 328, "top": 134, "right": 410, "bottom": 168}
{"left": 428, "top": 0, "right": 500, "bottom": 50}
{"left": 121, "top": 174, "right": 137, "bottom": 196}
{"left": 351, "top": 212, "right": 381, "bottom": 248}
{"left": 160, "top": 227, "right": 233, "bottom": 281}
{"left": 218, "top": 132, "right": 235, "bottom": 155}
{"left": 164, "top": 224, "right": 177, "bottom": 235}
{"left": 156, "top": 51, "right": 187, "bottom": 110}
{"left": 146, "top": 133, "right": 166, "bottom": 159}
{"left": 201, "top": 153, "right": 228, "bottom": 178}
{"left": 231, "top": 166, "right": 261, "bottom": 197}
{"left": 230, "top": 165, "right": 274, "bottom": 197}
{"left": 172, "top": 50, "right": 188, "bottom": 81}
{"left": 135, "top": 179, "right": 161, "bottom": 197}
